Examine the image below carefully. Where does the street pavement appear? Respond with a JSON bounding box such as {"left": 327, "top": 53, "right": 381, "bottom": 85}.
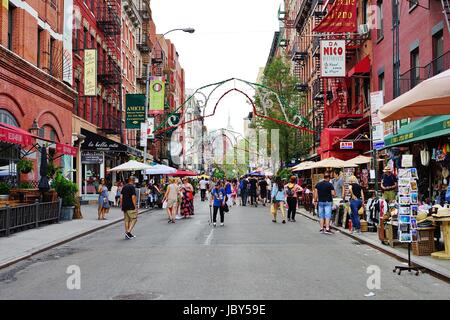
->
{"left": 0, "top": 197, "right": 449, "bottom": 300}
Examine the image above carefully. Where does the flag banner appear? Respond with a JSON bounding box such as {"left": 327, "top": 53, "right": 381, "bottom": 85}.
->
{"left": 84, "top": 49, "right": 97, "bottom": 96}
{"left": 147, "top": 117, "right": 155, "bottom": 140}
{"left": 140, "top": 122, "right": 148, "bottom": 147}
{"left": 149, "top": 78, "right": 165, "bottom": 114}
{"left": 125, "top": 94, "right": 146, "bottom": 129}
{"left": 313, "top": 0, "right": 357, "bottom": 33}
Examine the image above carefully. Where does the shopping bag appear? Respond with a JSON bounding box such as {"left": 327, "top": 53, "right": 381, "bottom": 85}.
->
{"left": 162, "top": 201, "right": 168, "bottom": 209}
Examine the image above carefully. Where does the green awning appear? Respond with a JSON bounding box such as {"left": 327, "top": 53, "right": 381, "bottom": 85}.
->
{"left": 384, "top": 115, "right": 450, "bottom": 147}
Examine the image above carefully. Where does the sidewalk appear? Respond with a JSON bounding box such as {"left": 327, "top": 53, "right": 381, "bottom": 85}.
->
{"left": 297, "top": 208, "right": 450, "bottom": 281}
{"left": 0, "top": 204, "right": 153, "bottom": 269}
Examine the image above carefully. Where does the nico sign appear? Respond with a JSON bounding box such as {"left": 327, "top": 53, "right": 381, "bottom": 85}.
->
{"left": 126, "top": 94, "right": 146, "bottom": 129}
{"left": 321, "top": 40, "right": 346, "bottom": 77}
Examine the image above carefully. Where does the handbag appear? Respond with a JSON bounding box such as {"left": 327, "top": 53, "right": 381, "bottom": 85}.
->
{"left": 162, "top": 201, "right": 168, "bottom": 209}
{"left": 223, "top": 203, "right": 229, "bottom": 213}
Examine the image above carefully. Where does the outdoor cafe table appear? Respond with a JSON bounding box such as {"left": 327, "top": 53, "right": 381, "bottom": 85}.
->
{"left": 430, "top": 216, "right": 450, "bottom": 260}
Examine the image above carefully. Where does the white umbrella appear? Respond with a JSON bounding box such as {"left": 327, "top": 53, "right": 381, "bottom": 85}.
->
{"left": 109, "top": 160, "right": 153, "bottom": 172}
{"left": 292, "top": 161, "right": 316, "bottom": 171}
{"left": 311, "top": 157, "right": 357, "bottom": 169}
{"left": 345, "top": 155, "right": 372, "bottom": 166}
{"left": 145, "top": 164, "right": 177, "bottom": 175}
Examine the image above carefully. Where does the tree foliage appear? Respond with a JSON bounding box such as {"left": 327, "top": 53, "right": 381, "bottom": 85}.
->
{"left": 253, "top": 57, "right": 311, "bottom": 167}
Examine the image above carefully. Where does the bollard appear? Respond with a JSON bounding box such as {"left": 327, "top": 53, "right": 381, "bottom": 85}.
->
{"left": 5, "top": 205, "right": 10, "bottom": 237}
{"left": 35, "top": 199, "right": 39, "bottom": 228}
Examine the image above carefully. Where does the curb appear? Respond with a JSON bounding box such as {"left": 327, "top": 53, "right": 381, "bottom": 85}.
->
{"left": 297, "top": 209, "right": 450, "bottom": 283}
{"left": 0, "top": 207, "right": 154, "bottom": 270}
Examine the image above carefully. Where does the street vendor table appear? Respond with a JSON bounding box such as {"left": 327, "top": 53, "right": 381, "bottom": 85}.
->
{"left": 430, "top": 217, "right": 450, "bottom": 260}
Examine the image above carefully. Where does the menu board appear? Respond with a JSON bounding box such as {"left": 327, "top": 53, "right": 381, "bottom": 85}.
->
{"left": 343, "top": 168, "right": 355, "bottom": 201}
{"left": 397, "top": 168, "right": 419, "bottom": 243}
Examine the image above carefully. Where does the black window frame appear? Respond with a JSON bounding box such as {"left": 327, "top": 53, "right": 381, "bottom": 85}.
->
{"left": 7, "top": 4, "right": 15, "bottom": 51}
{"left": 410, "top": 47, "right": 420, "bottom": 88}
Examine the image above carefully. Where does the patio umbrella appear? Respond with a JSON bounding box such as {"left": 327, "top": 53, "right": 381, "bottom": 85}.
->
{"left": 311, "top": 157, "right": 357, "bottom": 169}
{"left": 249, "top": 171, "right": 265, "bottom": 176}
{"left": 108, "top": 160, "right": 153, "bottom": 172}
{"left": 168, "top": 170, "right": 198, "bottom": 177}
{"left": 344, "top": 155, "right": 372, "bottom": 166}
{"left": 379, "top": 69, "right": 450, "bottom": 122}
{"left": 292, "top": 161, "right": 316, "bottom": 172}
{"left": 145, "top": 164, "right": 177, "bottom": 175}
{"left": 38, "top": 146, "right": 50, "bottom": 192}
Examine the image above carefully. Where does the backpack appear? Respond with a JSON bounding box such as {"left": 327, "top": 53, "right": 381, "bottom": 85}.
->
{"left": 286, "top": 185, "right": 295, "bottom": 197}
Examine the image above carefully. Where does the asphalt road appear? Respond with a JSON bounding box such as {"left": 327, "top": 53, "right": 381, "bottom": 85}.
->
{"left": 0, "top": 198, "right": 449, "bottom": 300}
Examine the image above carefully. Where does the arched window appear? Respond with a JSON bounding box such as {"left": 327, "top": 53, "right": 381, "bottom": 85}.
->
{"left": 43, "top": 125, "right": 58, "bottom": 142}
{"left": 0, "top": 109, "right": 19, "bottom": 127}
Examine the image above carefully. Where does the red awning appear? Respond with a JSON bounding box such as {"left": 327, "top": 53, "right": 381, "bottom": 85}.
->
{"left": 56, "top": 143, "right": 77, "bottom": 156}
{"left": 0, "top": 123, "right": 34, "bottom": 146}
{"left": 332, "top": 121, "right": 370, "bottom": 147}
{"left": 168, "top": 170, "right": 198, "bottom": 177}
{"left": 347, "top": 55, "right": 371, "bottom": 78}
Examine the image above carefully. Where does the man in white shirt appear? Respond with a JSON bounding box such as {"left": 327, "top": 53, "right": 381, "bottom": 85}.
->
{"left": 199, "top": 178, "right": 208, "bottom": 201}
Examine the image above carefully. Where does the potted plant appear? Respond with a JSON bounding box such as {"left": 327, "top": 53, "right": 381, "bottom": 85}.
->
{"left": 51, "top": 173, "right": 78, "bottom": 221}
{"left": 47, "top": 162, "right": 61, "bottom": 178}
{"left": 18, "top": 182, "right": 33, "bottom": 189}
{"left": 0, "top": 182, "right": 10, "bottom": 201}
{"left": 17, "top": 159, "right": 33, "bottom": 174}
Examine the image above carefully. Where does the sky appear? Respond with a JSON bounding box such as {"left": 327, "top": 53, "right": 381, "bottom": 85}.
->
{"left": 151, "top": 0, "right": 280, "bottom": 134}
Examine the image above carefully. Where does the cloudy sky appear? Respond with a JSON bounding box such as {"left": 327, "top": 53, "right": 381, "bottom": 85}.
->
{"left": 151, "top": 0, "right": 280, "bottom": 134}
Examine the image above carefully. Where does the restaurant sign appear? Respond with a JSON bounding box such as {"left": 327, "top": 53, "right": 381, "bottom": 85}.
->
{"left": 125, "top": 94, "right": 146, "bottom": 129}
{"left": 81, "top": 129, "right": 127, "bottom": 152}
{"left": 81, "top": 151, "right": 103, "bottom": 164}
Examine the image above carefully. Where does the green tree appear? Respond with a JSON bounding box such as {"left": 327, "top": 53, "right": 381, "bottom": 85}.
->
{"left": 253, "top": 57, "right": 312, "bottom": 167}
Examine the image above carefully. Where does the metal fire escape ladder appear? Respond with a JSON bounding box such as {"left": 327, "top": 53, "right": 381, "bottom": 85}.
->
{"left": 442, "top": 0, "right": 450, "bottom": 34}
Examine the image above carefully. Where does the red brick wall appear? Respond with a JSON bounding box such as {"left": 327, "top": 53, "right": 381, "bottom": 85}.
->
{"left": 372, "top": 1, "right": 450, "bottom": 103}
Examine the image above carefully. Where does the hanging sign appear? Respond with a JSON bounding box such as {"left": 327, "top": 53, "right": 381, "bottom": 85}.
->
{"left": 149, "top": 78, "right": 165, "bottom": 114}
{"left": 84, "top": 49, "right": 97, "bottom": 96}
{"left": 147, "top": 117, "right": 155, "bottom": 140}
{"left": 125, "top": 94, "right": 146, "bottom": 129}
{"left": 81, "top": 151, "right": 103, "bottom": 164}
{"left": 2, "top": 0, "right": 8, "bottom": 9}
{"left": 370, "top": 91, "right": 385, "bottom": 150}
{"left": 313, "top": 0, "right": 358, "bottom": 33}
{"left": 340, "top": 141, "right": 353, "bottom": 149}
{"left": 56, "top": 143, "right": 77, "bottom": 157}
{"left": 140, "top": 122, "right": 148, "bottom": 147}
{"left": 62, "top": 0, "right": 73, "bottom": 84}
{"left": 321, "top": 40, "right": 346, "bottom": 77}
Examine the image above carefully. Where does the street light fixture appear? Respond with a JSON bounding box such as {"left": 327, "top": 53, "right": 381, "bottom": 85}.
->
{"left": 143, "top": 28, "right": 195, "bottom": 165}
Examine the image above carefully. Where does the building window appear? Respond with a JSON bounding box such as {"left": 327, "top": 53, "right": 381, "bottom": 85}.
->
{"left": 74, "top": 28, "right": 79, "bottom": 51}
{"left": 410, "top": 48, "right": 420, "bottom": 88}
{"left": 363, "top": 78, "right": 370, "bottom": 112}
{"left": 7, "top": 4, "right": 16, "bottom": 51}
{"left": 84, "top": 27, "right": 88, "bottom": 49}
{"left": 37, "top": 27, "right": 43, "bottom": 68}
{"left": 362, "top": 0, "right": 369, "bottom": 24}
{"left": 83, "top": 97, "right": 87, "bottom": 119}
{"left": 433, "top": 30, "right": 444, "bottom": 76}
{"left": 49, "top": 37, "right": 55, "bottom": 76}
{"left": 377, "top": 0, "right": 383, "bottom": 40}
{"left": 378, "top": 72, "right": 385, "bottom": 97}
{"left": 74, "top": 80, "right": 80, "bottom": 116}
{"left": 0, "top": 109, "right": 19, "bottom": 127}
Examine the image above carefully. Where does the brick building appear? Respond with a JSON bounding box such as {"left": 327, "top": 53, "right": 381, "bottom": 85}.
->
{"left": 0, "top": 0, "right": 75, "bottom": 183}
{"left": 372, "top": 0, "right": 450, "bottom": 137}
{"left": 277, "top": 0, "right": 373, "bottom": 161}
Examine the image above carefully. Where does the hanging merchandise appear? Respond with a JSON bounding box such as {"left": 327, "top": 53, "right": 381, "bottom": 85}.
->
{"left": 420, "top": 147, "right": 430, "bottom": 166}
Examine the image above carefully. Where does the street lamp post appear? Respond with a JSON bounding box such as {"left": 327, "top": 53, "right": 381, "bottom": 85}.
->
{"left": 143, "top": 28, "right": 195, "bottom": 165}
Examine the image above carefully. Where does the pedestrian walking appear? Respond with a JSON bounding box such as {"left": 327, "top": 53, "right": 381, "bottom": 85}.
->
{"left": 225, "top": 179, "right": 233, "bottom": 207}
{"left": 115, "top": 180, "right": 123, "bottom": 207}
{"left": 249, "top": 176, "right": 258, "bottom": 207}
{"left": 286, "top": 176, "right": 301, "bottom": 222}
{"left": 240, "top": 177, "right": 249, "bottom": 206}
{"left": 258, "top": 177, "right": 268, "bottom": 206}
{"left": 231, "top": 180, "right": 238, "bottom": 206}
{"left": 97, "top": 178, "right": 110, "bottom": 220}
{"left": 210, "top": 181, "right": 226, "bottom": 227}
{"left": 266, "top": 176, "right": 272, "bottom": 203}
{"left": 181, "top": 178, "right": 194, "bottom": 218}
{"left": 313, "top": 172, "right": 336, "bottom": 234}
{"left": 120, "top": 176, "right": 138, "bottom": 239}
{"left": 163, "top": 178, "right": 179, "bottom": 223}
{"left": 349, "top": 175, "right": 364, "bottom": 233}
{"left": 332, "top": 170, "right": 345, "bottom": 199}
{"left": 271, "top": 177, "right": 286, "bottom": 224}
{"left": 199, "top": 177, "right": 208, "bottom": 201}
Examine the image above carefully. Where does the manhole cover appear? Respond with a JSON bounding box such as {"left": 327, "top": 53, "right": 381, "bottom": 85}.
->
{"left": 112, "top": 292, "right": 162, "bottom": 300}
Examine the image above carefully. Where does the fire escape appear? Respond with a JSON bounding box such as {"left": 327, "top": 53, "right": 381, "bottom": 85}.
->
{"left": 136, "top": 0, "right": 151, "bottom": 86}
{"left": 441, "top": 0, "right": 450, "bottom": 34}
{"left": 97, "top": 0, "right": 122, "bottom": 135}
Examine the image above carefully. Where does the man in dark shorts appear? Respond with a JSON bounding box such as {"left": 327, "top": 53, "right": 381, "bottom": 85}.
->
{"left": 258, "top": 177, "right": 268, "bottom": 206}
{"left": 121, "top": 176, "right": 138, "bottom": 239}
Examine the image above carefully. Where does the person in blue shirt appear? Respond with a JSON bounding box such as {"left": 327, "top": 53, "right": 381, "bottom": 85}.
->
{"left": 210, "top": 181, "right": 226, "bottom": 227}
{"left": 224, "top": 179, "right": 232, "bottom": 206}
{"left": 271, "top": 177, "right": 287, "bottom": 224}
